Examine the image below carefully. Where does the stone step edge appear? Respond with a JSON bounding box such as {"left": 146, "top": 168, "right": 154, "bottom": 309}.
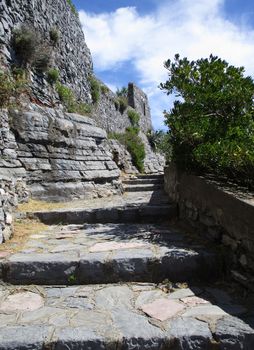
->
{"left": 123, "top": 180, "right": 163, "bottom": 185}
{"left": 25, "top": 204, "right": 177, "bottom": 225}
{"left": 137, "top": 174, "right": 164, "bottom": 179}
{"left": 2, "top": 323, "right": 253, "bottom": 350}
{"left": 1, "top": 248, "right": 221, "bottom": 285}
{"left": 124, "top": 185, "right": 163, "bottom": 192}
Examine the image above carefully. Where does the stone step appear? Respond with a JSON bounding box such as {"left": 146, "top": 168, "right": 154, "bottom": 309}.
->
{"left": 123, "top": 178, "right": 163, "bottom": 185}
{"left": 137, "top": 174, "right": 164, "bottom": 180}
{"left": 124, "top": 184, "right": 163, "bottom": 192}
{"left": 1, "top": 224, "right": 222, "bottom": 285}
{"left": 27, "top": 204, "right": 176, "bottom": 225}
{"left": 0, "top": 282, "right": 253, "bottom": 349}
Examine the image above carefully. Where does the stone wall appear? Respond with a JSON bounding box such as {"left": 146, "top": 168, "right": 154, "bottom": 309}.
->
{"left": 92, "top": 83, "right": 152, "bottom": 134}
{"left": 0, "top": 177, "right": 29, "bottom": 243}
{"left": 0, "top": 0, "right": 93, "bottom": 103}
{"left": 164, "top": 163, "right": 254, "bottom": 279}
{"left": 0, "top": 104, "right": 121, "bottom": 201}
{"left": 128, "top": 83, "right": 152, "bottom": 133}
{"left": 92, "top": 87, "right": 132, "bottom": 134}
{"left": 92, "top": 83, "right": 165, "bottom": 173}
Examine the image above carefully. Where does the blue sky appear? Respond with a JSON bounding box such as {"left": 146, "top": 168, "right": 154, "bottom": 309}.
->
{"left": 73, "top": 0, "right": 254, "bottom": 130}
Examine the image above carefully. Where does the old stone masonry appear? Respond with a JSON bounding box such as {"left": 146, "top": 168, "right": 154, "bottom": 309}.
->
{"left": 0, "top": 0, "right": 253, "bottom": 348}
{"left": 0, "top": 178, "right": 253, "bottom": 349}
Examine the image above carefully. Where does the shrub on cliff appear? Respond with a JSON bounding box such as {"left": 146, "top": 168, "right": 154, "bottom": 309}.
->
{"left": 12, "top": 26, "right": 39, "bottom": 67}
{"left": 49, "top": 28, "right": 60, "bottom": 46}
{"left": 160, "top": 54, "right": 254, "bottom": 188}
{"left": 147, "top": 130, "right": 172, "bottom": 159}
{"left": 0, "top": 71, "right": 27, "bottom": 107}
{"left": 88, "top": 76, "right": 100, "bottom": 104}
{"left": 128, "top": 109, "right": 140, "bottom": 128}
{"left": 56, "top": 83, "right": 92, "bottom": 115}
{"left": 47, "top": 69, "right": 59, "bottom": 85}
{"left": 66, "top": 0, "right": 78, "bottom": 17}
{"left": 109, "top": 127, "right": 145, "bottom": 173}
{"left": 12, "top": 26, "right": 52, "bottom": 72}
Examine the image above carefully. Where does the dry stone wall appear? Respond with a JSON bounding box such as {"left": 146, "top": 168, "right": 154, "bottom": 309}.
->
{"left": 164, "top": 163, "right": 254, "bottom": 282}
{"left": 0, "top": 178, "right": 28, "bottom": 243}
{"left": 0, "top": 0, "right": 93, "bottom": 103}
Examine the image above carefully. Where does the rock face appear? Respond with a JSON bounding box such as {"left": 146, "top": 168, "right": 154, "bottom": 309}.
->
{"left": 0, "top": 178, "right": 28, "bottom": 243}
{"left": 0, "top": 0, "right": 93, "bottom": 103}
{"left": 0, "top": 105, "right": 121, "bottom": 201}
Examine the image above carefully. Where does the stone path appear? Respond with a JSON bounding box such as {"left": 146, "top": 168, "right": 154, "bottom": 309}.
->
{"left": 0, "top": 174, "right": 253, "bottom": 349}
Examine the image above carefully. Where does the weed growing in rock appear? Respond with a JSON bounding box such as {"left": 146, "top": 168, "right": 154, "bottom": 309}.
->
{"left": 49, "top": 28, "right": 60, "bottom": 45}
{"left": 118, "top": 96, "right": 128, "bottom": 114}
{"left": 12, "top": 25, "right": 39, "bottom": 68}
{"left": 100, "top": 84, "right": 109, "bottom": 95}
{"left": 88, "top": 76, "right": 100, "bottom": 104}
{"left": 66, "top": 0, "right": 78, "bottom": 17}
{"left": 33, "top": 45, "right": 52, "bottom": 73}
{"left": 0, "top": 71, "right": 27, "bottom": 107}
{"left": 56, "top": 83, "right": 92, "bottom": 115}
{"left": 47, "top": 68, "right": 59, "bottom": 85}
{"left": 12, "top": 25, "right": 52, "bottom": 72}
{"left": 128, "top": 109, "right": 140, "bottom": 128}
{"left": 109, "top": 127, "right": 145, "bottom": 172}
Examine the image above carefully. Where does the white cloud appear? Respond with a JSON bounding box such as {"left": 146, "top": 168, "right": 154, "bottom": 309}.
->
{"left": 79, "top": 0, "right": 254, "bottom": 129}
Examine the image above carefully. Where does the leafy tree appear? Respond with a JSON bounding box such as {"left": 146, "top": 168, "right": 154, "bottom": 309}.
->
{"left": 160, "top": 54, "right": 254, "bottom": 188}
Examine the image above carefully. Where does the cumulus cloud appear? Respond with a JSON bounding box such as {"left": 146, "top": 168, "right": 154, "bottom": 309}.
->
{"left": 79, "top": 0, "right": 254, "bottom": 129}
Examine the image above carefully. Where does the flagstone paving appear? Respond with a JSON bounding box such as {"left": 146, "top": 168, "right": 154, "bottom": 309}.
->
{"left": 0, "top": 282, "right": 253, "bottom": 349}
{"left": 0, "top": 175, "right": 253, "bottom": 349}
{"left": 1, "top": 223, "right": 220, "bottom": 285}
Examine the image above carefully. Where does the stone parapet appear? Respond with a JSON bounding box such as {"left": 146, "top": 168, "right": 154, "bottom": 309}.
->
{"left": 164, "top": 163, "right": 254, "bottom": 280}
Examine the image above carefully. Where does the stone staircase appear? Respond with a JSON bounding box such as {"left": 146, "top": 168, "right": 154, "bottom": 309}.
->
{"left": 123, "top": 174, "right": 164, "bottom": 192}
{"left": 0, "top": 177, "right": 253, "bottom": 349}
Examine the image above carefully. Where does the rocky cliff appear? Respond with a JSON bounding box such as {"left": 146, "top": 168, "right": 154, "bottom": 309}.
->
{"left": 0, "top": 0, "right": 93, "bottom": 103}
{"left": 0, "top": 0, "right": 165, "bottom": 243}
{"left": 1, "top": 105, "right": 121, "bottom": 201}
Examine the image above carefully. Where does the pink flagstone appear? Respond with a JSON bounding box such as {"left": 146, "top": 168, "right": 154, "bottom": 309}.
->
{"left": 0, "top": 291, "right": 44, "bottom": 312}
{"left": 141, "top": 298, "right": 185, "bottom": 321}
{"left": 89, "top": 241, "right": 147, "bottom": 253}
{"left": 0, "top": 252, "right": 10, "bottom": 259}
{"left": 180, "top": 296, "right": 210, "bottom": 307}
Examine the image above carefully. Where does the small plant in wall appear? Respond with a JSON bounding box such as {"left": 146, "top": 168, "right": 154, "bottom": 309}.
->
{"left": 47, "top": 68, "right": 59, "bottom": 85}
{"left": 12, "top": 25, "right": 52, "bottom": 73}
{"left": 88, "top": 75, "right": 101, "bottom": 104}
{"left": 66, "top": 0, "right": 78, "bottom": 17}
{"left": 49, "top": 28, "right": 60, "bottom": 46}
{"left": 56, "top": 82, "right": 92, "bottom": 115}
{"left": 12, "top": 25, "right": 39, "bottom": 68}
{"left": 127, "top": 109, "right": 140, "bottom": 128}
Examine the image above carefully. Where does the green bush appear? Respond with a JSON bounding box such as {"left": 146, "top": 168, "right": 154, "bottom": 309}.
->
{"left": 147, "top": 130, "right": 172, "bottom": 160}
{"left": 33, "top": 46, "right": 52, "bottom": 72}
{"left": 12, "top": 25, "right": 52, "bottom": 72}
{"left": 109, "top": 127, "right": 145, "bottom": 172}
{"left": 47, "top": 68, "right": 59, "bottom": 85}
{"left": 160, "top": 54, "right": 254, "bottom": 188}
{"left": 116, "top": 86, "right": 128, "bottom": 97}
{"left": 127, "top": 109, "right": 140, "bottom": 127}
{"left": 100, "top": 84, "right": 109, "bottom": 94}
{"left": 56, "top": 83, "right": 92, "bottom": 115}
{"left": 66, "top": 0, "right": 78, "bottom": 17}
{"left": 118, "top": 96, "right": 128, "bottom": 114}
{"left": 12, "top": 25, "right": 39, "bottom": 67}
{"left": 89, "top": 76, "right": 100, "bottom": 104}
{"left": 0, "top": 71, "right": 27, "bottom": 107}
{"left": 49, "top": 28, "right": 60, "bottom": 45}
